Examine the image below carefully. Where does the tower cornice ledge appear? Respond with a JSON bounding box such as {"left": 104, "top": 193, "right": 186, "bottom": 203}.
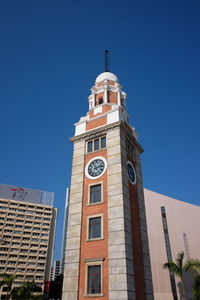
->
{"left": 70, "top": 121, "right": 144, "bottom": 153}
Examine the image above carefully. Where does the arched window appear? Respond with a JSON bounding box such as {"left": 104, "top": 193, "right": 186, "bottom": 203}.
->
{"left": 98, "top": 97, "right": 103, "bottom": 105}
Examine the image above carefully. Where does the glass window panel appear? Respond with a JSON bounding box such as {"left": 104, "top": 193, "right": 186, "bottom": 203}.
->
{"left": 87, "top": 141, "right": 93, "bottom": 153}
{"left": 87, "top": 265, "right": 101, "bottom": 294}
{"left": 90, "top": 184, "right": 101, "bottom": 204}
{"left": 101, "top": 137, "right": 106, "bottom": 149}
{"left": 89, "top": 217, "right": 101, "bottom": 239}
{"left": 94, "top": 139, "right": 99, "bottom": 151}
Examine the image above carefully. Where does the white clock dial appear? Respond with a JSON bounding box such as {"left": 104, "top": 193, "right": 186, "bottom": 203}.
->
{"left": 85, "top": 156, "right": 107, "bottom": 179}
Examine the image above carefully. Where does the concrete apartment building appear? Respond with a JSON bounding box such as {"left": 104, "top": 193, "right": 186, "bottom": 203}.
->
{"left": 0, "top": 184, "right": 57, "bottom": 299}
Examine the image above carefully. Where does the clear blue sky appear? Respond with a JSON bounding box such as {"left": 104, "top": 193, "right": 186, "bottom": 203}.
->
{"left": 0, "top": 0, "right": 200, "bottom": 261}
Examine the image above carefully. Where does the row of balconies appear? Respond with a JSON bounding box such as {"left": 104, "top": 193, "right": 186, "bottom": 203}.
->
{"left": 0, "top": 247, "right": 47, "bottom": 255}
{"left": 0, "top": 259, "right": 45, "bottom": 267}
{"left": 0, "top": 263, "right": 45, "bottom": 273}
{"left": 0, "top": 201, "right": 52, "bottom": 212}
{"left": 1, "top": 234, "right": 48, "bottom": 241}
{"left": 1, "top": 221, "right": 50, "bottom": 227}
{"left": 0, "top": 252, "right": 46, "bottom": 260}
{"left": 0, "top": 210, "right": 52, "bottom": 218}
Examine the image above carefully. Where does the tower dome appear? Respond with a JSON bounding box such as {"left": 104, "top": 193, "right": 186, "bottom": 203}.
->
{"left": 95, "top": 72, "right": 118, "bottom": 84}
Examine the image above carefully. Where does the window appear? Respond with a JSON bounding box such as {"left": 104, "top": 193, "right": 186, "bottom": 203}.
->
{"left": 98, "top": 97, "right": 103, "bottom": 105}
{"left": 13, "top": 236, "right": 20, "bottom": 240}
{"left": 87, "top": 141, "right": 93, "bottom": 152}
{"left": 89, "top": 184, "right": 102, "bottom": 204}
{"left": 87, "top": 265, "right": 102, "bottom": 295}
{"left": 87, "top": 136, "right": 106, "bottom": 153}
{"left": 88, "top": 216, "right": 102, "bottom": 240}
{"left": 101, "top": 137, "right": 106, "bottom": 148}
{"left": 28, "top": 205, "right": 35, "bottom": 209}
{"left": 12, "top": 242, "right": 20, "bottom": 246}
{"left": 25, "top": 220, "right": 32, "bottom": 224}
{"left": 44, "top": 207, "right": 51, "bottom": 211}
{"left": 95, "top": 97, "right": 103, "bottom": 106}
{"left": 32, "top": 238, "right": 39, "bottom": 242}
{"left": 7, "top": 261, "right": 16, "bottom": 265}
{"left": 126, "top": 140, "right": 135, "bottom": 159}
{"left": 94, "top": 139, "right": 99, "bottom": 151}
{"left": 0, "top": 201, "right": 7, "bottom": 205}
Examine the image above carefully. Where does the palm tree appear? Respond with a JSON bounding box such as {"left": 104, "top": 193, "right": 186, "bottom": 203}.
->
{"left": 0, "top": 273, "right": 15, "bottom": 299}
{"left": 163, "top": 251, "right": 187, "bottom": 298}
{"left": 185, "top": 259, "right": 200, "bottom": 300}
{"left": 10, "top": 280, "right": 42, "bottom": 300}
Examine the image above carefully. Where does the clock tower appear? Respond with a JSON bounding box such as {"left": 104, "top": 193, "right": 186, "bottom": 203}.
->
{"left": 62, "top": 71, "right": 154, "bottom": 300}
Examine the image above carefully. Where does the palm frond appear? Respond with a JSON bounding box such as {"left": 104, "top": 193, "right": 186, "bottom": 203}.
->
{"left": 185, "top": 259, "right": 200, "bottom": 273}
{"left": 163, "top": 261, "right": 181, "bottom": 276}
{"left": 193, "top": 274, "right": 200, "bottom": 298}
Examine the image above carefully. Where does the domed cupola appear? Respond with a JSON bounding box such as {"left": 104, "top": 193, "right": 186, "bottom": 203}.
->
{"left": 95, "top": 72, "right": 118, "bottom": 84}
{"left": 88, "top": 70, "right": 126, "bottom": 110}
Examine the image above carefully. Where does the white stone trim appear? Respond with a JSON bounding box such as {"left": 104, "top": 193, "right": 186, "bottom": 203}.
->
{"left": 87, "top": 182, "right": 104, "bottom": 206}
{"left": 94, "top": 106, "right": 103, "bottom": 115}
{"left": 117, "top": 90, "right": 121, "bottom": 105}
{"left": 75, "top": 121, "right": 86, "bottom": 136}
{"left": 84, "top": 259, "right": 104, "bottom": 297}
{"left": 86, "top": 213, "right": 104, "bottom": 241}
{"left": 85, "top": 156, "right": 107, "bottom": 180}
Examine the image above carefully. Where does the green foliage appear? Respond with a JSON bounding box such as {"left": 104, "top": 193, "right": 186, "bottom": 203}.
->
{"left": 192, "top": 275, "right": 200, "bottom": 299}
{"left": 0, "top": 274, "right": 44, "bottom": 300}
{"left": 0, "top": 273, "right": 15, "bottom": 299}
{"left": 10, "top": 281, "right": 42, "bottom": 300}
{"left": 163, "top": 251, "right": 186, "bottom": 296}
{"left": 184, "top": 259, "right": 200, "bottom": 300}
{"left": 163, "top": 252, "right": 200, "bottom": 300}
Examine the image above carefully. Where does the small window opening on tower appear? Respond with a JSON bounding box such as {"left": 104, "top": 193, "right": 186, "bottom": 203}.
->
{"left": 87, "top": 136, "right": 106, "bottom": 153}
{"left": 88, "top": 216, "right": 102, "bottom": 240}
{"left": 87, "top": 264, "right": 102, "bottom": 295}
{"left": 94, "top": 139, "right": 99, "bottom": 151}
{"left": 98, "top": 97, "right": 103, "bottom": 105}
{"left": 126, "top": 140, "right": 134, "bottom": 159}
{"left": 90, "top": 184, "right": 102, "bottom": 204}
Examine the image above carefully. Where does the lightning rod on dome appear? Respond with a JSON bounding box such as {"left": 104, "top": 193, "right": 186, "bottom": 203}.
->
{"left": 104, "top": 50, "right": 109, "bottom": 72}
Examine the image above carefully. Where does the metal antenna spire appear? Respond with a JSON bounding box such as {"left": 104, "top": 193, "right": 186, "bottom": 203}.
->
{"left": 104, "top": 50, "right": 109, "bottom": 72}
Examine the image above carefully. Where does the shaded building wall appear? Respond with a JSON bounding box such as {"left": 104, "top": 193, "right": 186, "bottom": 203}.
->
{"left": 144, "top": 189, "right": 200, "bottom": 300}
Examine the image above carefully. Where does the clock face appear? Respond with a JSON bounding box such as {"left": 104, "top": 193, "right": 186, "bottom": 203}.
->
{"left": 127, "top": 161, "right": 136, "bottom": 185}
{"left": 85, "top": 157, "right": 107, "bottom": 179}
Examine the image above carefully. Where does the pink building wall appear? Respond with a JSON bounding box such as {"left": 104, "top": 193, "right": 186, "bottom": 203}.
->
{"left": 144, "top": 188, "right": 200, "bottom": 300}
